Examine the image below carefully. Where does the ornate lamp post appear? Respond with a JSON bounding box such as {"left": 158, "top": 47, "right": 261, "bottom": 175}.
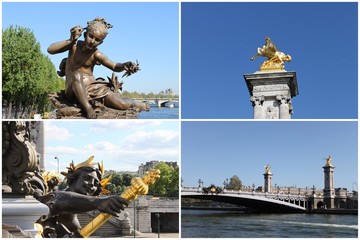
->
{"left": 352, "top": 182, "right": 358, "bottom": 192}
{"left": 223, "top": 179, "right": 229, "bottom": 190}
{"left": 198, "top": 179, "right": 203, "bottom": 188}
{"left": 155, "top": 213, "right": 160, "bottom": 238}
{"left": 133, "top": 201, "right": 136, "bottom": 238}
{"left": 54, "top": 156, "right": 59, "bottom": 174}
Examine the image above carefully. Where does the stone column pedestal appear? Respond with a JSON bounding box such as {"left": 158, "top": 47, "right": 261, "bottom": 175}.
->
{"left": 244, "top": 70, "right": 298, "bottom": 119}
{"left": 263, "top": 172, "right": 273, "bottom": 193}
{"left": 2, "top": 196, "right": 49, "bottom": 237}
{"left": 136, "top": 197, "right": 151, "bottom": 233}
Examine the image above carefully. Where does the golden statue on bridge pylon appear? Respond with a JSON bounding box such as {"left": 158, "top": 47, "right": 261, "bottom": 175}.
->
{"left": 324, "top": 155, "right": 333, "bottom": 166}
{"left": 251, "top": 37, "right": 292, "bottom": 71}
{"left": 264, "top": 164, "right": 271, "bottom": 174}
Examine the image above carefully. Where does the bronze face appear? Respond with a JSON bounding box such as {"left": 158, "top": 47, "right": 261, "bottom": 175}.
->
{"left": 71, "top": 170, "right": 100, "bottom": 196}
{"left": 84, "top": 30, "right": 105, "bottom": 50}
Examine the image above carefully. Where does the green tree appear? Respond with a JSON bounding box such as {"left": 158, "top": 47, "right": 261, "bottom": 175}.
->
{"left": 105, "top": 172, "right": 136, "bottom": 195}
{"left": 120, "top": 90, "right": 178, "bottom": 99}
{"left": 227, "top": 175, "right": 242, "bottom": 190}
{"left": 2, "top": 25, "right": 63, "bottom": 118}
{"left": 106, "top": 184, "right": 116, "bottom": 194}
{"left": 110, "top": 172, "right": 123, "bottom": 186}
{"left": 149, "top": 162, "right": 179, "bottom": 197}
{"left": 122, "top": 173, "right": 134, "bottom": 187}
{"left": 169, "top": 165, "right": 179, "bottom": 196}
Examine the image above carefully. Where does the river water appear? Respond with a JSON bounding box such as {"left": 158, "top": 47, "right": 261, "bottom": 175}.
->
{"left": 139, "top": 106, "right": 179, "bottom": 119}
{"left": 181, "top": 210, "right": 358, "bottom": 238}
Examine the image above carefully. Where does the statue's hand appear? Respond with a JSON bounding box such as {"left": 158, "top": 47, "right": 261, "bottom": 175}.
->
{"left": 70, "top": 26, "right": 83, "bottom": 42}
{"left": 97, "top": 196, "right": 128, "bottom": 216}
{"left": 33, "top": 188, "right": 44, "bottom": 200}
{"left": 122, "top": 60, "right": 140, "bottom": 78}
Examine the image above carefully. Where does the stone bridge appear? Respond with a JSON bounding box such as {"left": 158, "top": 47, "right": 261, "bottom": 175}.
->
{"left": 133, "top": 98, "right": 179, "bottom": 107}
{"left": 182, "top": 187, "right": 307, "bottom": 213}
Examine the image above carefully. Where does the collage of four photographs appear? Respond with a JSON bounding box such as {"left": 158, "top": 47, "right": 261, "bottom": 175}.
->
{"left": 2, "top": 1, "right": 358, "bottom": 238}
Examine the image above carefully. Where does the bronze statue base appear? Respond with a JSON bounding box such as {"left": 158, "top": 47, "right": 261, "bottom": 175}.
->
{"left": 48, "top": 91, "right": 139, "bottom": 119}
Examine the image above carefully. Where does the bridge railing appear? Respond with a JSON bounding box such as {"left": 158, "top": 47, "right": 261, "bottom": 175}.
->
{"left": 181, "top": 187, "right": 306, "bottom": 201}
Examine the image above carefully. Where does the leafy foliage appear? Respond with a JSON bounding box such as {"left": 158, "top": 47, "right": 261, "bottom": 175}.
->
{"left": 149, "top": 162, "right": 179, "bottom": 197}
{"left": 121, "top": 90, "right": 178, "bottom": 99}
{"left": 226, "top": 175, "right": 242, "bottom": 190}
{"left": 2, "top": 25, "right": 64, "bottom": 118}
{"left": 105, "top": 172, "right": 136, "bottom": 195}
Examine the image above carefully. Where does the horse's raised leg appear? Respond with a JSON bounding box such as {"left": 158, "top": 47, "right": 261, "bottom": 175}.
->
{"left": 251, "top": 53, "right": 260, "bottom": 60}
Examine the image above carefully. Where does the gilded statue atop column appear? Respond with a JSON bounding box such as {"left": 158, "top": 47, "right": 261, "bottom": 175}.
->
{"left": 324, "top": 156, "right": 333, "bottom": 166}
{"left": 251, "top": 37, "right": 292, "bottom": 71}
{"left": 264, "top": 164, "right": 271, "bottom": 174}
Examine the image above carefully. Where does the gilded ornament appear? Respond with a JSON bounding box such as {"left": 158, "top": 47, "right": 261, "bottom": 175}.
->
{"left": 251, "top": 37, "right": 292, "bottom": 71}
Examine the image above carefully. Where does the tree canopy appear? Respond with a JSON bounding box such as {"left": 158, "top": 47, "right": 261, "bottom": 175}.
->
{"left": 121, "top": 90, "right": 178, "bottom": 99}
{"left": 226, "top": 175, "right": 242, "bottom": 190}
{"left": 106, "top": 172, "right": 136, "bottom": 195}
{"left": 148, "top": 162, "right": 179, "bottom": 197}
{"left": 2, "top": 25, "right": 64, "bottom": 118}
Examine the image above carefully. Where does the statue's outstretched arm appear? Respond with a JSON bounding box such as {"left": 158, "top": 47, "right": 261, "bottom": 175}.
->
{"left": 95, "top": 51, "right": 138, "bottom": 74}
{"left": 46, "top": 191, "right": 127, "bottom": 216}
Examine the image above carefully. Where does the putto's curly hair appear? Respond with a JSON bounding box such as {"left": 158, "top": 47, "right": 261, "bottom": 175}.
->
{"left": 65, "top": 166, "right": 103, "bottom": 196}
{"left": 86, "top": 17, "right": 113, "bottom": 37}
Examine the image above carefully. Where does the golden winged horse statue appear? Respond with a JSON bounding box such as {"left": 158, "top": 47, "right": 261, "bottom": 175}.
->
{"left": 251, "top": 37, "right": 292, "bottom": 71}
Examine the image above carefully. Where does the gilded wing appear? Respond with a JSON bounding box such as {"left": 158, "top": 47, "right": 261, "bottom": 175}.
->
{"left": 266, "top": 37, "right": 278, "bottom": 52}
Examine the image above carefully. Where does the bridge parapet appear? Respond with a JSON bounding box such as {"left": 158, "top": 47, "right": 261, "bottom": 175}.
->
{"left": 181, "top": 187, "right": 306, "bottom": 201}
{"left": 223, "top": 190, "right": 306, "bottom": 201}
{"left": 181, "top": 188, "right": 307, "bottom": 212}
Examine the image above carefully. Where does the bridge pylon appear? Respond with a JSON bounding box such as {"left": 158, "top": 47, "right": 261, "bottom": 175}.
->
{"left": 263, "top": 165, "right": 273, "bottom": 193}
{"left": 243, "top": 71, "right": 298, "bottom": 119}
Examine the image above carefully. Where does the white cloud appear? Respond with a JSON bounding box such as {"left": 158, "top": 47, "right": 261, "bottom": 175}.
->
{"left": 123, "top": 130, "right": 179, "bottom": 149}
{"left": 43, "top": 122, "right": 179, "bottom": 173}
{"left": 45, "top": 123, "right": 73, "bottom": 141}
{"left": 79, "top": 138, "right": 178, "bottom": 171}
{"left": 46, "top": 146, "right": 81, "bottom": 155}
{"left": 89, "top": 120, "right": 162, "bottom": 132}
{"left": 84, "top": 141, "right": 118, "bottom": 152}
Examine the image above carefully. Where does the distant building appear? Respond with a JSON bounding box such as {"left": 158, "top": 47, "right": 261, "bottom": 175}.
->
{"left": 138, "top": 161, "right": 178, "bottom": 178}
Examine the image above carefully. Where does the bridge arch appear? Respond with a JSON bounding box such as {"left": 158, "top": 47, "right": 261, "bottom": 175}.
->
{"left": 182, "top": 190, "right": 307, "bottom": 213}
{"left": 317, "top": 201, "right": 324, "bottom": 209}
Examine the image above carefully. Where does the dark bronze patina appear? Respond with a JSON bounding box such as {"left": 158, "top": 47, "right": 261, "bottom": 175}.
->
{"left": 48, "top": 17, "right": 149, "bottom": 119}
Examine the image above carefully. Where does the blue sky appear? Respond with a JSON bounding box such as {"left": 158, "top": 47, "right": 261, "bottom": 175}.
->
{"left": 44, "top": 120, "right": 179, "bottom": 174}
{"left": 2, "top": 2, "right": 179, "bottom": 95}
{"left": 181, "top": 121, "right": 358, "bottom": 191}
{"left": 181, "top": 2, "right": 358, "bottom": 119}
